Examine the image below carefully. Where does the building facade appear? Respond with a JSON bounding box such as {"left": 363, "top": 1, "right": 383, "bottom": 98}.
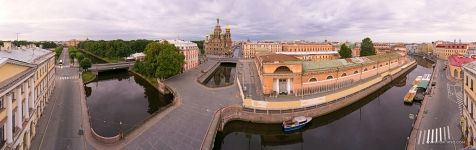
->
{"left": 204, "top": 19, "right": 232, "bottom": 56}
{"left": 0, "top": 43, "right": 55, "bottom": 150}
{"left": 256, "top": 52, "right": 406, "bottom": 96}
{"left": 282, "top": 42, "right": 334, "bottom": 52}
{"left": 448, "top": 55, "right": 475, "bottom": 80}
{"left": 242, "top": 42, "right": 282, "bottom": 59}
{"left": 435, "top": 43, "right": 468, "bottom": 60}
{"left": 462, "top": 62, "right": 476, "bottom": 146}
{"left": 65, "top": 39, "right": 80, "bottom": 47}
{"left": 167, "top": 40, "right": 200, "bottom": 71}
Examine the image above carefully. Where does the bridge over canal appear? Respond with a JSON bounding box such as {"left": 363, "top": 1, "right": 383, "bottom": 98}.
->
{"left": 89, "top": 62, "right": 134, "bottom": 74}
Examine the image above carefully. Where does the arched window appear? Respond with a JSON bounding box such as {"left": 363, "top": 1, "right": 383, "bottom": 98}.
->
{"left": 380, "top": 64, "right": 383, "bottom": 67}
{"left": 373, "top": 66, "right": 376, "bottom": 69}
{"left": 364, "top": 68, "right": 368, "bottom": 71}
{"left": 274, "top": 66, "right": 293, "bottom": 74}
{"left": 354, "top": 71, "right": 359, "bottom": 74}
{"left": 327, "top": 76, "right": 333, "bottom": 80}
{"left": 309, "top": 78, "right": 317, "bottom": 82}
{"left": 341, "top": 73, "right": 347, "bottom": 77}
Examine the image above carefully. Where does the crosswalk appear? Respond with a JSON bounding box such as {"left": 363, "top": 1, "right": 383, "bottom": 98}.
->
{"left": 456, "top": 92, "right": 463, "bottom": 115}
{"left": 58, "top": 76, "right": 78, "bottom": 80}
{"left": 56, "top": 65, "right": 70, "bottom": 68}
{"left": 417, "top": 126, "right": 452, "bottom": 145}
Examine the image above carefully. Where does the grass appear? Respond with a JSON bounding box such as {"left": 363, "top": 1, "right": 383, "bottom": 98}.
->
{"left": 82, "top": 71, "right": 96, "bottom": 84}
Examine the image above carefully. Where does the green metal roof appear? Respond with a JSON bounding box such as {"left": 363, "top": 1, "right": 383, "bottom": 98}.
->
{"left": 417, "top": 80, "right": 429, "bottom": 89}
{"left": 281, "top": 52, "right": 401, "bottom": 73}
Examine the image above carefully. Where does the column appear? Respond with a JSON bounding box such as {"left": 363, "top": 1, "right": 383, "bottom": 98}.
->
{"left": 6, "top": 94, "right": 13, "bottom": 144}
{"left": 24, "top": 83, "right": 30, "bottom": 119}
{"left": 15, "top": 88, "right": 23, "bottom": 129}
{"left": 287, "top": 78, "right": 291, "bottom": 94}
{"left": 275, "top": 79, "right": 279, "bottom": 93}
{"left": 29, "top": 79, "right": 35, "bottom": 110}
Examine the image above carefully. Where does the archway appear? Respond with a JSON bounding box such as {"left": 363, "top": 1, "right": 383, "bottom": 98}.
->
{"left": 454, "top": 69, "right": 459, "bottom": 78}
{"left": 274, "top": 66, "right": 293, "bottom": 74}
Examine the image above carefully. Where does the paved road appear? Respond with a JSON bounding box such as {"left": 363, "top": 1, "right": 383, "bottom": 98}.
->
{"left": 237, "top": 59, "right": 263, "bottom": 100}
{"left": 124, "top": 60, "right": 242, "bottom": 150}
{"left": 30, "top": 48, "right": 87, "bottom": 150}
{"left": 415, "top": 60, "right": 464, "bottom": 149}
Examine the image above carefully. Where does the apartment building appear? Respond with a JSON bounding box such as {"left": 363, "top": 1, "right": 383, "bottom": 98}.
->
{"left": 0, "top": 43, "right": 55, "bottom": 150}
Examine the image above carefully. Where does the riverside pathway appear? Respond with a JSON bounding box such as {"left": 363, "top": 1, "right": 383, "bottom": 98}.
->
{"left": 123, "top": 59, "right": 242, "bottom": 150}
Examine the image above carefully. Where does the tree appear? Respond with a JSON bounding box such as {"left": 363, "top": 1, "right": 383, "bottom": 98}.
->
{"left": 339, "top": 44, "right": 352, "bottom": 58}
{"left": 155, "top": 44, "right": 185, "bottom": 78}
{"left": 76, "top": 53, "right": 85, "bottom": 62}
{"left": 54, "top": 46, "right": 63, "bottom": 59}
{"left": 360, "top": 37, "right": 376, "bottom": 56}
{"left": 192, "top": 40, "right": 204, "bottom": 54}
{"left": 69, "top": 51, "right": 76, "bottom": 63}
{"left": 80, "top": 58, "right": 92, "bottom": 70}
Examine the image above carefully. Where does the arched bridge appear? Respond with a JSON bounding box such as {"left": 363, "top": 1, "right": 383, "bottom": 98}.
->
{"left": 89, "top": 62, "right": 134, "bottom": 74}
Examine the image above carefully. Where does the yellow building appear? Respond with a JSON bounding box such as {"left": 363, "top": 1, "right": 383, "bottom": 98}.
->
{"left": 462, "top": 62, "right": 476, "bottom": 146}
{"left": 435, "top": 43, "right": 468, "bottom": 60}
{"left": 282, "top": 42, "right": 334, "bottom": 52}
{"left": 256, "top": 52, "right": 406, "bottom": 96}
{"left": 242, "top": 42, "right": 282, "bottom": 59}
{"left": 0, "top": 44, "right": 55, "bottom": 150}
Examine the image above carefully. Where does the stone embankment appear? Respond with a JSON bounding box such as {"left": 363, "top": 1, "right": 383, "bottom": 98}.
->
{"left": 201, "top": 60, "right": 417, "bottom": 150}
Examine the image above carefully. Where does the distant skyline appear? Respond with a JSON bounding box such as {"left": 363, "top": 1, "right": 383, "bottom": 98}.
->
{"left": 1, "top": 0, "right": 476, "bottom": 42}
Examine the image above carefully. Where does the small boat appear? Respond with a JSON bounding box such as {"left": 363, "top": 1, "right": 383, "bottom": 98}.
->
{"left": 282, "top": 116, "right": 312, "bottom": 132}
{"left": 404, "top": 85, "right": 418, "bottom": 103}
{"left": 413, "top": 76, "right": 422, "bottom": 85}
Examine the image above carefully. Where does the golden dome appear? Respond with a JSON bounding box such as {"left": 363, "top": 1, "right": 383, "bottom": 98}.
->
{"left": 226, "top": 25, "right": 231, "bottom": 30}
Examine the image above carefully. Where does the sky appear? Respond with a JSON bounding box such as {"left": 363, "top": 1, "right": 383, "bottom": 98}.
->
{"left": 1, "top": 0, "right": 476, "bottom": 42}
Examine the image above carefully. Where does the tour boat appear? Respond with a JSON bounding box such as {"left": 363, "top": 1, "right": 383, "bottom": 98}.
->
{"left": 282, "top": 116, "right": 312, "bottom": 132}
{"left": 404, "top": 85, "right": 418, "bottom": 103}
{"left": 413, "top": 76, "right": 423, "bottom": 85}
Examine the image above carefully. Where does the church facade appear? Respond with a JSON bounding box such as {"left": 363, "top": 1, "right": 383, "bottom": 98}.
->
{"left": 204, "top": 19, "right": 232, "bottom": 56}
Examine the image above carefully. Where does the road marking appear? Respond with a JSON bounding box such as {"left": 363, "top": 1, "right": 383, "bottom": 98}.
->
{"left": 418, "top": 130, "right": 422, "bottom": 144}
{"left": 443, "top": 126, "right": 446, "bottom": 141}
{"left": 431, "top": 129, "right": 435, "bottom": 143}
{"left": 439, "top": 127, "right": 442, "bottom": 143}
{"left": 427, "top": 128, "right": 430, "bottom": 144}
{"left": 447, "top": 126, "right": 451, "bottom": 140}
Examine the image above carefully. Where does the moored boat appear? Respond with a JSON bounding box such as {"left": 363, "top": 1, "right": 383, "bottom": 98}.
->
{"left": 282, "top": 116, "right": 312, "bottom": 132}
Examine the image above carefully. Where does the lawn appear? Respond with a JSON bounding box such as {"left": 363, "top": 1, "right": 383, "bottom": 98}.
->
{"left": 82, "top": 71, "right": 96, "bottom": 84}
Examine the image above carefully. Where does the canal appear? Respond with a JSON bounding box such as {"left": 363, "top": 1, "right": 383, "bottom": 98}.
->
{"left": 202, "top": 63, "right": 236, "bottom": 88}
{"left": 84, "top": 70, "right": 173, "bottom": 137}
{"left": 214, "top": 56, "right": 434, "bottom": 150}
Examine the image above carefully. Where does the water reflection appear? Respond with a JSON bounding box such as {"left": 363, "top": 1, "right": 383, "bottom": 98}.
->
{"left": 85, "top": 70, "right": 173, "bottom": 137}
{"left": 215, "top": 58, "right": 434, "bottom": 150}
{"left": 203, "top": 63, "right": 236, "bottom": 88}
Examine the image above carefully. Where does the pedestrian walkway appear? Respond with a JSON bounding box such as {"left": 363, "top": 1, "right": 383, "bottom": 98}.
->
{"left": 58, "top": 76, "right": 79, "bottom": 80}
{"left": 417, "top": 126, "right": 452, "bottom": 145}
{"left": 56, "top": 65, "right": 70, "bottom": 68}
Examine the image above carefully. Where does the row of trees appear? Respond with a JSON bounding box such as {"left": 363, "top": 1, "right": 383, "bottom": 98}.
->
{"left": 133, "top": 42, "right": 185, "bottom": 79}
{"left": 5, "top": 40, "right": 58, "bottom": 49}
{"left": 68, "top": 47, "right": 92, "bottom": 70}
{"left": 338, "top": 37, "right": 376, "bottom": 58}
{"left": 78, "top": 39, "right": 153, "bottom": 60}
{"left": 191, "top": 40, "right": 204, "bottom": 54}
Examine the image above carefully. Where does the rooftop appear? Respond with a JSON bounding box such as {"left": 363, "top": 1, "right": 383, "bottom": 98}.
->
{"left": 448, "top": 55, "right": 475, "bottom": 67}
{"left": 259, "top": 54, "right": 301, "bottom": 63}
{"left": 275, "top": 51, "right": 338, "bottom": 55}
{"left": 0, "top": 47, "right": 53, "bottom": 64}
{"left": 283, "top": 52, "right": 401, "bottom": 72}
{"left": 463, "top": 61, "right": 476, "bottom": 75}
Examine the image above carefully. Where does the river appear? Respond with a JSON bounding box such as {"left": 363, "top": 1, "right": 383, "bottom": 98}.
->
{"left": 214, "top": 56, "right": 434, "bottom": 150}
{"left": 84, "top": 70, "right": 173, "bottom": 137}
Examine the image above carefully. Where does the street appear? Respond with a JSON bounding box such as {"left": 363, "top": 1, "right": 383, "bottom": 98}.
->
{"left": 30, "top": 48, "right": 86, "bottom": 150}
{"left": 415, "top": 60, "right": 464, "bottom": 149}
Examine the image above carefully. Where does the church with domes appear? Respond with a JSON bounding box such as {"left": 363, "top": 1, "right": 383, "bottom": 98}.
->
{"left": 204, "top": 18, "right": 232, "bottom": 56}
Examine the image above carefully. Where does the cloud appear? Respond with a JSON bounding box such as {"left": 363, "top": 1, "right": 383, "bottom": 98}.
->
{"left": 1, "top": 0, "right": 476, "bottom": 42}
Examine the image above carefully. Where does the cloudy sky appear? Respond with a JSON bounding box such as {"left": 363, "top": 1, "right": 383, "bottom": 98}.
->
{"left": 1, "top": 0, "right": 475, "bottom": 42}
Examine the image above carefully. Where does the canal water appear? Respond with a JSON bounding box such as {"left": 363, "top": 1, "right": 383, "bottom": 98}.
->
{"left": 203, "top": 63, "right": 236, "bottom": 88}
{"left": 214, "top": 57, "right": 433, "bottom": 150}
{"left": 84, "top": 70, "right": 173, "bottom": 137}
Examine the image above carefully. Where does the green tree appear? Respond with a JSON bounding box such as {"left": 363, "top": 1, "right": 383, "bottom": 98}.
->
{"left": 192, "top": 40, "right": 204, "bottom": 54}
{"left": 339, "top": 44, "right": 352, "bottom": 58}
{"left": 69, "top": 51, "right": 76, "bottom": 63}
{"left": 155, "top": 44, "right": 185, "bottom": 78}
{"left": 54, "top": 46, "right": 63, "bottom": 59}
{"left": 360, "top": 37, "right": 376, "bottom": 56}
{"left": 80, "top": 58, "right": 92, "bottom": 70}
{"left": 76, "top": 53, "right": 84, "bottom": 62}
